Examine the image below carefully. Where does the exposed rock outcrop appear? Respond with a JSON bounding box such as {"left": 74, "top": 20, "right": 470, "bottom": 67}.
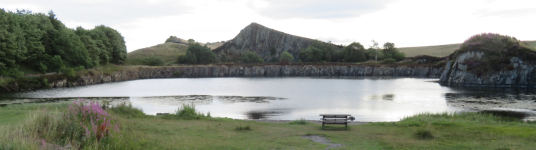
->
{"left": 440, "top": 51, "right": 536, "bottom": 87}
{"left": 212, "top": 23, "right": 341, "bottom": 62}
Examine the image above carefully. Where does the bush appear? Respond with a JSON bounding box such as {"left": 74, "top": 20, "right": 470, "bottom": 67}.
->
{"left": 279, "top": 51, "right": 294, "bottom": 63}
{"left": 27, "top": 100, "right": 123, "bottom": 148}
{"left": 163, "top": 104, "right": 209, "bottom": 120}
{"left": 60, "top": 67, "right": 76, "bottom": 77}
{"left": 241, "top": 52, "right": 264, "bottom": 63}
{"left": 172, "top": 71, "right": 183, "bottom": 77}
{"left": 73, "top": 66, "right": 85, "bottom": 72}
{"left": 381, "top": 58, "right": 396, "bottom": 64}
{"left": 289, "top": 118, "right": 308, "bottom": 125}
{"left": 144, "top": 56, "right": 165, "bottom": 66}
{"left": 109, "top": 102, "right": 146, "bottom": 118}
{"left": 235, "top": 125, "right": 251, "bottom": 131}
{"left": 414, "top": 128, "right": 434, "bottom": 139}
{"left": 0, "top": 68, "right": 24, "bottom": 79}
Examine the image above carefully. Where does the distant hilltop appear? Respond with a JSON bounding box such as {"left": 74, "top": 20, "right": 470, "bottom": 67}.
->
{"left": 212, "top": 23, "right": 342, "bottom": 61}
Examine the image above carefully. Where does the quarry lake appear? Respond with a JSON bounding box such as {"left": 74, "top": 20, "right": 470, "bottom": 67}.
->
{"left": 2, "top": 77, "right": 536, "bottom": 122}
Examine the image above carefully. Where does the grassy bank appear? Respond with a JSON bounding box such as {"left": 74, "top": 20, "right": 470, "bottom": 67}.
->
{"left": 1, "top": 102, "right": 535, "bottom": 149}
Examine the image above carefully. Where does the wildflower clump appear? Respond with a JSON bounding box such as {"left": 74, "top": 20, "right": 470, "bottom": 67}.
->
{"left": 67, "top": 99, "right": 120, "bottom": 143}
{"left": 32, "top": 99, "right": 122, "bottom": 148}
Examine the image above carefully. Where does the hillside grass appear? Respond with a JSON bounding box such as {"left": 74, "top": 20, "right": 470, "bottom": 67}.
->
{"left": 126, "top": 42, "right": 224, "bottom": 65}
{"left": 1, "top": 102, "right": 535, "bottom": 149}
{"left": 398, "top": 40, "right": 536, "bottom": 57}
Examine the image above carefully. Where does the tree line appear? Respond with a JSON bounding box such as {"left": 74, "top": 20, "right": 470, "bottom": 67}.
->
{"left": 176, "top": 39, "right": 404, "bottom": 65}
{"left": 0, "top": 9, "right": 127, "bottom": 77}
{"left": 299, "top": 40, "right": 405, "bottom": 63}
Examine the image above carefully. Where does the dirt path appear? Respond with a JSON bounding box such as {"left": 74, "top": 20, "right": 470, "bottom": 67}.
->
{"left": 302, "top": 135, "right": 343, "bottom": 150}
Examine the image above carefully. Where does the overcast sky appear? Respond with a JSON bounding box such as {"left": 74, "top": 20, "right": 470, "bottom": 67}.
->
{"left": 3, "top": 0, "right": 536, "bottom": 52}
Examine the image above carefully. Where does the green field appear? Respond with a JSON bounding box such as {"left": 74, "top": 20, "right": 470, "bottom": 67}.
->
{"left": 398, "top": 40, "right": 536, "bottom": 57}
{"left": 126, "top": 41, "right": 223, "bottom": 65}
{"left": 1, "top": 102, "right": 535, "bottom": 149}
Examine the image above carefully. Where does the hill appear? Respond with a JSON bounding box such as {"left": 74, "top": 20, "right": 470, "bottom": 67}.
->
{"left": 213, "top": 23, "right": 342, "bottom": 62}
{"left": 399, "top": 41, "right": 536, "bottom": 57}
{"left": 126, "top": 38, "right": 223, "bottom": 65}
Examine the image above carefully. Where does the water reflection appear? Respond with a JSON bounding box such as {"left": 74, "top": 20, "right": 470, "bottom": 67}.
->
{"left": 365, "top": 94, "right": 395, "bottom": 101}
{"left": 2, "top": 77, "right": 535, "bottom": 121}
{"left": 445, "top": 93, "right": 536, "bottom": 111}
{"left": 245, "top": 109, "right": 289, "bottom": 119}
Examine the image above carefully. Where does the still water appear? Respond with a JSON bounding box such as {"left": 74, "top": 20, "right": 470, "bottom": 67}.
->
{"left": 3, "top": 77, "right": 532, "bottom": 121}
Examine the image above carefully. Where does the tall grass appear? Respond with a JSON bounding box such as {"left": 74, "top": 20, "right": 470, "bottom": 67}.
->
{"left": 108, "top": 102, "right": 146, "bottom": 118}
{"left": 0, "top": 102, "right": 70, "bottom": 111}
{"left": 289, "top": 118, "right": 308, "bottom": 125}
{"left": 163, "top": 104, "right": 210, "bottom": 120}
{"left": 0, "top": 100, "right": 136, "bottom": 149}
{"left": 393, "top": 112, "right": 524, "bottom": 127}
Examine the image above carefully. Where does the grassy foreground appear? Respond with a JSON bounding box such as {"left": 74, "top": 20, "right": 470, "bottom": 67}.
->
{"left": 1, "top": 102, "right": 535, "bottom": 149}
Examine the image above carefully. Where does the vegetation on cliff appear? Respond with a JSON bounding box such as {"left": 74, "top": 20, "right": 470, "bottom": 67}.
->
{"left": 0, "top": 9, "right": 127, "bottom": 78}
{"left": 447, "top": 33, "right": 536, "bottom": 76}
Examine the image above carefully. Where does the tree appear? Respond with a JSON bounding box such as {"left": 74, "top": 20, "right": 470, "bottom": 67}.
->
{"left": 381, "top": 42, "right": 405, "bottom": 61}
{"left": 182, "top": 41, "right": 216, "bottom": 64}
{"left": 220, "top": 54, "right": 227, "bottom": 62}
{"left": 299, "top": 46, "right": 323, "bottom": 62}
{"left": 165, "top": 36, "right": 178, "bottom": 43}
{"left": 279, "top": 51, "right": 294, "bottom": 63}
{"left": 342, "top": 42, "right": 367, "bottom": 62}
{"left": 241, "top": 51, "right": 263, "bottom": 63}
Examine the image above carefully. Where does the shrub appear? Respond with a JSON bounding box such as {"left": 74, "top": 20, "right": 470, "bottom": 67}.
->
{"left": 235, "top": 125, "right": 251, "bottom": 131}
{"left": 60, "top": 67, "right": 75, "bottom": 77}
{"left": 279, "top": 51, "right": 294, "bottom": 63}
{"left": 163, "top": 104, "right": 209, "bottom": 120}
{"left": 73, "top": 66, "right": 85, "bottom": 72}
{"left": 289, "top": 118, "right": 308, "bottom": 125}
{"left": 414, "top": 128, "right": 434, "bottom": 139}
{"left": 28, "top": 99, "right": 122, "bottom": 148}
{"left": 381, "top": 58, "right": 396, "bottom": 64}
{"left": 109, "top": 102, "right": 146, "bottom": 118}
{"left": 172, "top": 71, "right": 183, "bottom": 78}
{"left": 144, "top": 56, "right": 165, "bottom": 66}
{"left": 241, "top": 52, "right": 264, "bottom": 63}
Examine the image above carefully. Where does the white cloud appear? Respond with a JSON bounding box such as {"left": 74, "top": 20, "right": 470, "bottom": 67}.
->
{"left": 3, "top": 0, "right": 536, "bottom": 52}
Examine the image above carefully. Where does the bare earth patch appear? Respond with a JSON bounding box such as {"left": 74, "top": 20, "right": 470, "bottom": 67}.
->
{"left": 302, "top": 135, "right": 343, "bottom": 150}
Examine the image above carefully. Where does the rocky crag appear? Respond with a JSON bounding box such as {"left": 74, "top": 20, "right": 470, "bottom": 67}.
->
{"left": 439, "top": 33, "right": 536, "bottom": 87}
{"left": 2, "top": 65, "right": 443, "bottom": 92}
{"left": 440, "top": 51, "right": 536, "bottom": 87}
{"left": 212, "top": 23, "right": 341, "bottom": 62}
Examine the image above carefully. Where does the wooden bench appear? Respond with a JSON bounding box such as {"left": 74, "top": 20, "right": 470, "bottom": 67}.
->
{"left": 320, "top": 114, "right": 351, "bottom": 127}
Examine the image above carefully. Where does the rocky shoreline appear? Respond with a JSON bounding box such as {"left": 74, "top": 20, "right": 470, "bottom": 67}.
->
{"left": 2, "top": 65, "right": 444, "bottom": 92}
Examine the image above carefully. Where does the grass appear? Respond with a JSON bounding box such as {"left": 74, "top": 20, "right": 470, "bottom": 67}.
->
{"left": 289, "top": 118, "right": 308, "bottom": 125}
{"left": 1, "top": 103, "right": 535, "bottom": 149}
{"left": 398, "top": 40, "right": 536, "bottom": 57}
{"left": 126, "top": 41, "right": 224, "bottom": 65}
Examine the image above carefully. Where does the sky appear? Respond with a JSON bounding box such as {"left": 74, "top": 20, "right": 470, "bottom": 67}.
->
{"left": 3, "top": 0, "right": 536, "bottom": 52}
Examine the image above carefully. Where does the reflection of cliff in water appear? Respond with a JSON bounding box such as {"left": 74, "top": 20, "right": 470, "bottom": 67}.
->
{"left": 445, "top": 93, "right": 536, "bottom": 111}
{"left": 218, "top": 96, "right": 285, "bottom": 104}
{"left": 133, "top": 95, "right": 285, "bottom": 106}
{"left": 365, "top": 94, "right": 395, "bottom": 101}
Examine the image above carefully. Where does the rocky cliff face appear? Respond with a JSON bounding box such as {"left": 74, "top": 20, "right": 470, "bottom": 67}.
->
{"left": 440, "top": 51, "right": 536, "bottom": 87}
{"left": 212, "top": 23, "right": 340, "bottom": 61}
{"left": 1, "top": 65, "right": 444, "bottom": 92}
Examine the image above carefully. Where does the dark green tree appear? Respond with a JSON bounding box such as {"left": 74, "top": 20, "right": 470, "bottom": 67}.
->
{"left": 279, "top": 51, "right": 294, "bottom": 63}
{"left": 342, "top": 42, "right": 367, "bottom": 62}
{"left": 241, "top": 51, "right": 263, "bottom": 63}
